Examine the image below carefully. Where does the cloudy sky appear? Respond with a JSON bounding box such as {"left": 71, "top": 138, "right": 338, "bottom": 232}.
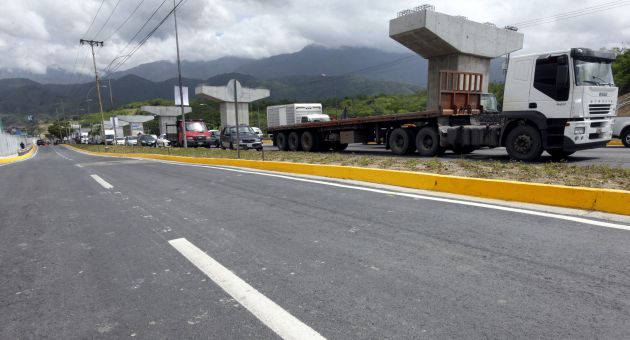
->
{"left": 1, "top": 0, "right": 629, "bottom": 76}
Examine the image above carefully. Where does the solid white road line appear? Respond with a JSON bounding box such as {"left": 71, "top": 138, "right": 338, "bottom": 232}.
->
{"left": 90, "top": 174, "right": 113, "bottom": 189}
{"left": 63, "top": 147, "right": 630, "bottom": 230}
{"left": 169, "top": 238, "right": 326, "bottom": 340}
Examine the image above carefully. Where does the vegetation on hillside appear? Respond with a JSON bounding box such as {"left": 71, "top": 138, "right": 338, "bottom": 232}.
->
{"left": 612, "top": 47, "right": 630, "bottom": 95}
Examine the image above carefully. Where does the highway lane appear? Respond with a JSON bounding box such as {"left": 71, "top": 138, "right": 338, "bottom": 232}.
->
{"left": 262, "top": 144, "right": 630, "bottom": 168}
{"left": 2, "top": 145, "right": 630, "bottom": 339}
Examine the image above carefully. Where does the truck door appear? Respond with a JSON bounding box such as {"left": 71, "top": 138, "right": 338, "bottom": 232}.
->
{"left": 529, "top": 54, "right": 572, "bottom": 119}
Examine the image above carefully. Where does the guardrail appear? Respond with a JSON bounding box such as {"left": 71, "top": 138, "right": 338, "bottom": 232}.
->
{"left": 0, "top": 133, "right": 31, "bottom": 158}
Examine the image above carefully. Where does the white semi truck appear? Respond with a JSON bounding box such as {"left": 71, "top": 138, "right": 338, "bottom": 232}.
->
{"left": 268, "top": 48, "right": 618, "bottom": 161}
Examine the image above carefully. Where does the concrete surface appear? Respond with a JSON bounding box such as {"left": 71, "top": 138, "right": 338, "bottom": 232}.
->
{"left": 196, "top": 81, "right": 270, "bottom": 127}
{"left": 2, "top": 146, "right": 630, "bottom": 339}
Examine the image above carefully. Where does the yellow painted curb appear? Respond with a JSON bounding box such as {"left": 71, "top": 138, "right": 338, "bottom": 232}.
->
{"left": 608, "top": 139, "right": 623, "bottom": 146}
{"left": 0, "top": 145, "right": 37, "bottom": 164}
{"left": 67, "top": 145, "right": 630, "bottom": 216}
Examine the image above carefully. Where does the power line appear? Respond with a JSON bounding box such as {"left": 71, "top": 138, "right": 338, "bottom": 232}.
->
{"left": 82, "top": 0, "right": 106, "bottom": 38}
{"left": 104, "top": 0, "right": 187, "bottom": 78}
{"left": 94, "top": 0, "right": 123, "bottom": 39}
{"left": 104, "top": 0, "right": 147, "bottom": 42}
{"left": 512, "top": 0, "right": 630, "bottom": 29}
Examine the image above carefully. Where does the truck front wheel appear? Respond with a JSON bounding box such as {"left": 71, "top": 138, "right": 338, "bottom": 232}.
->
{"left": 505, "top": 125, "right": 543, "bottom": 161}
{"left": 288, "top": 131, "right": 302, "bottom": 151}
{"left": 416, "top": 126, "right": 444, "bottom": 157}
{"left": 276, "top": 132, "right": 289, "bottom": 151}
{"left": 622, "top": 128, "right": 630, "bottom": 147}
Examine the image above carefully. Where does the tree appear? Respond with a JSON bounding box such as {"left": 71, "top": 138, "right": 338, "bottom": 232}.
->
{"left": 612, "top": 48, "right": 630, "bottom": 95}
{"left": 47, "top": 120, "right": 70, "bottom": 139}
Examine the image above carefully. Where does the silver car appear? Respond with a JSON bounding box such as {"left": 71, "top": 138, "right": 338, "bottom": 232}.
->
{"left": 612, "top": 117, "right": 630, "bottom": 147}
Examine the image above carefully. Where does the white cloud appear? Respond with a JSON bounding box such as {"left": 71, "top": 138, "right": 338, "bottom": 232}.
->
{"left": 0, "top": 0, "right": 628, "bottom": 77}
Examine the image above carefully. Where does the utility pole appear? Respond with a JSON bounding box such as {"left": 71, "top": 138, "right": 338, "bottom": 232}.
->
{"left": 173, "top": 0, "right": 187, "bottom": 148}
{"left": 108, "top": 78, "right": 114, "bottom": 110}
{"left": 233, "top": 80, "right": 240, "bottom": 159}
{"left": 80, "top": 39, "right": 106, "bottom": 144}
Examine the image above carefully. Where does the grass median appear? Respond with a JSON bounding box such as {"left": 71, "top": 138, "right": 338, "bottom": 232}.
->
{"left": 73, "top": 144, "right": 630, "bottom": 191}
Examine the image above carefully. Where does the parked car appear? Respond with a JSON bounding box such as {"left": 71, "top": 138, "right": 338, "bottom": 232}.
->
{"left": 115, "top": 137, "right": 126, "bottom": 145}
{"left": 612, "top": 117, "right": 630, "bottom": 147}
{"left": 156, "top": 134, "right": 170, "bottom": 147}
{"left": 209, "top": 130, "right": 221, "bottom": 148}
{"left": 138, "top": 134, "right": 157, "bottom": 147}
{"left": 124, "top": 136, "right": 138, "bottom": 146}
{"left": 251, "top": 127, "right": 264, "bottom": 139}
{"left": 220, "top": 125, "right": 263, "bottom": 151}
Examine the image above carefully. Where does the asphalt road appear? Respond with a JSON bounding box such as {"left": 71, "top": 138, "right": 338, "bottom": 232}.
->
{"left": 262, "top": 144, "right": 630, "bottom": 168}
{"left": 2, "top": 146, "right": 630, "bottom": 339}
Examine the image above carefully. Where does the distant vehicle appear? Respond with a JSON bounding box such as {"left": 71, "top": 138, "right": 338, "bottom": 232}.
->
{"left": 612, "top": 117, "right": 630, "bottom": 147}
{"left": 156, "top": 134, "right": 170, "bottom": 147}
{"left": 220, "top": 125, "right": 263, "bottom": 151}
{"left": 103, "top": 129, "right": 115, "bottom": 145}
{"left": 124, "top": 136, "right": 138, "bottom": 146}
{"left": 251, "top": 127, "right": 264, "bottom": 139}
{"left": 115, "top": 137, "right": 126, "bottom": 145}
{"left": 209, "top": 130, "right": 221, "bottom": 148}
{"left": 36, "top": 139, "right": 45, "bottom": 146}
{"left": 138, "top": 134, "right": 157, "bottom": 147}
{"left": 165, "top": 119, "right": 211, "bottom": 147}
{"left": 266, "top": 103, "right": 330, "bottom": 128}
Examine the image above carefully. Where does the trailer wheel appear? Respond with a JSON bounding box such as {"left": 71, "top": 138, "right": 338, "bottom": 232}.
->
{"left": 288, "top": 131, "right": 302, "bottom": 151}
{"left": 331, "top": 143, "right": 348, "bottom": 151}
{"left": 301, "top": 131, "right": 320, "bottom": 152}
{"left": 415, "top": 126, "right": 443, "bottom": 157}
{"left": 389, "top": 128, "right": 414, "bottom": 155}
{"left": 276, "top": 132, "right": 289, "bottom": 151}
{"left": 505, "top": 124, "right": 543, "bottom": 161}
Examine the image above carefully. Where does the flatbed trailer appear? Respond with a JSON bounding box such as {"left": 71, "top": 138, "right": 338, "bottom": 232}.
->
{"left": 269, "top": 71, "right": 495, "bottom": 156}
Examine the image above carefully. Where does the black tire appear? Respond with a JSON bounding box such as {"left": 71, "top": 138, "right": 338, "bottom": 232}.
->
{"left": 451, "top": 145, "right": 476, "bottom": 155}
{"left": 300, "top": 131, "right": 320, "bottom": 152}
{"left": 288, "top": 131, "right": 301, "bottom": 151}
{"left": 331, "top": 143, "right": 348, "bottom": 151}
{"left": 547, "top": 149, "right": 575, "bottom": 159}
{"left": 622, "top": 129, "right": 630, "bottom": 148}
{"left": 389, "top": 128, "right": 414, "bottom": 155}
{"left": 229, "top": 142, "right": 234, "bottom": 150}
{"left": 415, "top": 126, "right": 444, "bottom": 157}
{"left": 276, "top": 132, "right": 289, "bottom": 151}
{"left": 505, "top": 124, "right": 543, "bottom": 161}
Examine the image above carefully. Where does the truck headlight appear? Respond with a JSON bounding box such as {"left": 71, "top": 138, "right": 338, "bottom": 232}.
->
{"left": 574, "top": 127, "right": 585, "bottom": 135}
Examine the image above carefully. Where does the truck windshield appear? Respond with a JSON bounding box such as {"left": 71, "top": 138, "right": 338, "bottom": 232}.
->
{"left": 573, "top": 59, "right": 614, "bottom": 86}
{"left": 186, "top": 122, "right": 207, "bottom": 132}
{"left": 481, "top": 94, "right": 498, "bottom": 113}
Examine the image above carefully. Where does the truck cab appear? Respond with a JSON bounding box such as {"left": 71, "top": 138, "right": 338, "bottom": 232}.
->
{"left": 166, "top": 119, "right": 211, "bottom": 147}
{"left": 502, "top": 48, "right": 617, "bottom": 159}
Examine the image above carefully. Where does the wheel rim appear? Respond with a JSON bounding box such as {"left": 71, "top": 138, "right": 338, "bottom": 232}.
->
{"left": 394, "top": 135, "right": 404, "bottom": 148}
{"left": 513, "top": 134, "right": 533, "bottom": 154}
{"left": 422, "top": 135, "right": 433, "bottom": 149}
{"left": 625, "top": 134, "right": 630, "bottom": 144}
{"left": 303, "top": 135, "right": 312, "bottom": 148}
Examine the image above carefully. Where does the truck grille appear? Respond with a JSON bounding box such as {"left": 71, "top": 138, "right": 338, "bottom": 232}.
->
{"left": 242, "top": 139, "right": 256, "bottom": 143}
{"left": 589, "top": 104, "right": 611, "bottom": 116}
{"left": 193, "top": 136, "right": 206, "bottom": 141}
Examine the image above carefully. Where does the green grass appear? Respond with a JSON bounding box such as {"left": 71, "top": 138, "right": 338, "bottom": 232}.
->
{"left": 72, "top": 144, "right": 630, "bottom": 191}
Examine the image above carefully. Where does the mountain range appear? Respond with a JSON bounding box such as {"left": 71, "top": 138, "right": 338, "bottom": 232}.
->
{"left": 0, "top": 45, "right": 505, "bottom": 124}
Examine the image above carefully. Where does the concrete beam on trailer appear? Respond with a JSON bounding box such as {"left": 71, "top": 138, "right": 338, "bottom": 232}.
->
{"left": 389, "top": 6, "right": 523, "bottom": 110}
